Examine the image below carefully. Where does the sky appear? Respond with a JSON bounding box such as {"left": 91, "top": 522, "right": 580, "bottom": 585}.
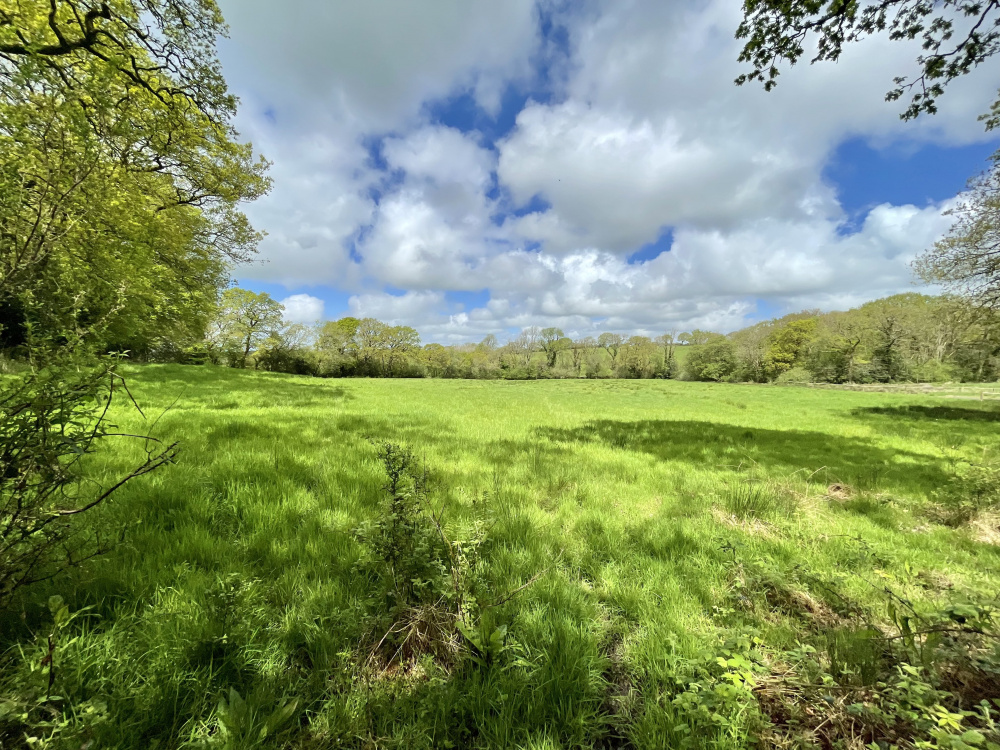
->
{"left": 215, "top": 0, "right": 999, "bottom": 343}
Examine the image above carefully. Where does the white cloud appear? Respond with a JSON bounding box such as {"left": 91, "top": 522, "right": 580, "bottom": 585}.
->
{"left": 216, "top": 0, "right": 539, "bottom": 130}
{"left": 281, "top": 294, "right": 325, "bottom": 324}
{"left": 498, "top": 102, "right": 831, "bottom": 251}
{"left": 348, "top": 290, "right": 447, "bottom": 326}
{"left": 332, "top": 198, "right": 950, "bottom": 340}
{"left": 382, "top": 126, "right": 494, "bottom": 190}
{"left": 215, "top": 0, "right": 998, "bottom": 342}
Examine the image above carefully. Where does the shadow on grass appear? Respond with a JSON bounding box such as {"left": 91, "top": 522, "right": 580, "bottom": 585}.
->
{"left": 537, "top": 419, "right": 949, "bottom": 495}
{"left": 853, "top": 405, "right": 1000, "bottom": 423}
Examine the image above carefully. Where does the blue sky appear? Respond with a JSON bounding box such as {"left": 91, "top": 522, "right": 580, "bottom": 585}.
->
{"left": 217, "top": 0, "right": 998, "bottom": 342}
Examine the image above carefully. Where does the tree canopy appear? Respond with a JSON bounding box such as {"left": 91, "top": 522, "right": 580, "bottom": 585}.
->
{"left": 0, "top": 0, "right": 270, "bottom": 355}
{"left": 736, "top": 0, "right": 1000, "bottom": 127}
{"left": 916, "top": 155, "right": 1000, "bottom": 307}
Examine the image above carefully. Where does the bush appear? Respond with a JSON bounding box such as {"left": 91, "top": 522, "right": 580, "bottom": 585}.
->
{"left": 355, "top": 442, "right": 491, "bottom": 666}
{"left": 774, "top": 366, "right": 812, "bottom": 384}
{"left": 928, "top": 462, "right": 1000, "bottom": 526}
{"left": 683, "top": 338, "right": 737, "bottom": 381}
{"left": 0, "top": 358, "right": 176, "bottom": 607}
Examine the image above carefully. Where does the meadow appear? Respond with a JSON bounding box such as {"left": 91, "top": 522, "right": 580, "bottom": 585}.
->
{"left": 3, "top": 365, "right": 1000, "bottom": 749}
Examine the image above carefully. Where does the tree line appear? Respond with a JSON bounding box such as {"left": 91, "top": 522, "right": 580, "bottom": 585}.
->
{"left": 684, "top": 294, "right": 1000, "bottom": 384}
{"left": 168, "top": 287, "right": 1000, "bottom": 384}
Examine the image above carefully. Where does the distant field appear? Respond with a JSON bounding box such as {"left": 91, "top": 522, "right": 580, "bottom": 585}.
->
{"left": 9, "top": 365, "right": 1000, "bottom": 748}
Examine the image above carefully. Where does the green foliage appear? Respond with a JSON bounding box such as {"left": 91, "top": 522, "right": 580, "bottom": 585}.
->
{"left": 193, "top": 688, "right": 299, "bottom": 750}
{"left": 206, "top": 288, "right": 284, "bottom": 369}
{"left": 735, "top": 0, "right": 1000, "bottom": 126}
{"left": 0, "top": 0, "right": 269, "bottom": 355}
{"left": 929, "top": 460, "right": 1000, "bottom": 525}
{"left": 916, "top": 156, "right": 1000, "bottom": 307}
{"left": 764, "top": 318, "right": 817, "bottom": 378}
{"left": 669, "top": 294, "right": 1000, "bottom": 385}
{"left": 355, "top": 443, "right": 452, "bottom": 617}
{"left": 683, "top": 336, "right": 736, "bottom": 381}
{"left": 0, "top": 357, "right": 175, "bottom": 608}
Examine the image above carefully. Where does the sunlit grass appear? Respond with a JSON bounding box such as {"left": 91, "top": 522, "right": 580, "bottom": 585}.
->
{"left": 4, "top": 364, "right": 1000, "bottom": 749}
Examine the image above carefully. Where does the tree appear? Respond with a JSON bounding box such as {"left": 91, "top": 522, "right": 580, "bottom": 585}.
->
{"left": 807, "top": 312, "right": 866, "bottom": 382}
{"left": 353, "top": 318, "right": 389, "bottom": 371}
{"left": 736, "top": 0, "right": 1000, "bottom": 126}
{"left": 0, "top": 0, "right": 263, "bottom": 606}
{"left": 539, "top": 327, "right": 566, "bottom": 368}
{"left": 512, "top": 327, "right": 541, "bottom": 366}
{"left": 618, "top": 336, "right": 658, "bottom": 378}
{"left": 683, "top": 335, "right": 737, "bottom": 381}
{"left": 729, "top": 322, "right": 772, "bottom": 382}
{"left": 0, "top": 0, "right": 269, "bottom": 354}
{"left": 870, "top": 315, "right": 910, "bottom": 382}
{"left": 211, "top": 288, "right": 284, "bottom": 368}
{"left": 764, "top": 318, "right": 818, "bottom": 379}
{"left": 383, "top": 326, "right": 420, "bottom": 374}
{"left": 317, "top": 317, "right": 362, "bottom": 357}
{"left": 421, "top": 343, "right": 452, "bottom": 378}
{"left": 656, "top": 332, "right": 679, "bottom": 378}
{"left": 679, "top": 330, "right": 716, "bottom": 346}
{"left": 915, "top": 157, "right": 1000, "bottom": 307}
{"left": 597, "top": 333, "right": 625, "bottom": 366}
{"left": 256, "top": 323, "right": 315, "bottom": 374}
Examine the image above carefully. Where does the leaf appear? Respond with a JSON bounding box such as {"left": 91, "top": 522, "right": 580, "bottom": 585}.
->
{"left": 947, "top": 604, "right": 980, "bottom": 624}
{"left": 261, "top": 699, "right": 299, "bottom": 739}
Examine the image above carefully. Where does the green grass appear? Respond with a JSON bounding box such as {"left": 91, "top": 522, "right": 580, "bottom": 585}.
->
{"left": 4, "top": 364, "right": 1000, "bottom": 749}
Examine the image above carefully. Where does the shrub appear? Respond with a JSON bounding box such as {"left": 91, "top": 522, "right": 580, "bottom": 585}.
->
{"left": 0, "top": 358, "right": 176, "bottom": 607}
{"left": 355, "top": 442, "right": 488, "bottom": 665}
{"left": 928, "top": 462, "right": 1000, "bottom": 526}
{"left": 774, "top": 366, "right": 812, "bottom": 384}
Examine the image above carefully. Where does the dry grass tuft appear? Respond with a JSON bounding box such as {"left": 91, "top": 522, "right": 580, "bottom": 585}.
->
{"left": 969, "top": 511, "right": 1000, "bottom": 545}
{"left": 369, "top": 602, "right": 461, "bottom": 672}
{"left": 825, "top": 483, "right": 853, "bottom": 501}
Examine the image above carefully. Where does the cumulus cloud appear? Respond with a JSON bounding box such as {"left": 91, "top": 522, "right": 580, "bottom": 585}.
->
{"left": 280, "top": 294, "right": 325, "bottom": 324}
{"left": 218, "top": 0, "right": 997, "bottom": 342}
{"left": 498, "top": 102, "right": 831, "bottom": 251}
{"left": 217, "top": 0, "right": 539, "bottom": 129}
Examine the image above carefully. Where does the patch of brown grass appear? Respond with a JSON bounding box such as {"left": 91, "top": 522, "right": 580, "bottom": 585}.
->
{"left": 825, "top": 483, "right": 853, "bottom": 502}
{"left": 368, "top": 602, "right": 460, "bottom": 672}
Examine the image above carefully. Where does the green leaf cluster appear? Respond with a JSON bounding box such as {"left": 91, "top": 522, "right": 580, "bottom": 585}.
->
{"left": 0, "top": 0, "right": 270, "bottom": 355}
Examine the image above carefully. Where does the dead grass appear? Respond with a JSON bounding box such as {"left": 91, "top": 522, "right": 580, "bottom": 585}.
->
{"left": 367, "top": 602, "right": 461, "bottom": 672}
{"left": 825, "top": 482, "right": 854, "bottom": 501}
{"left": 969, "top": 511, "right": 1000, "bottom": 545}
{"left": 712, "top": 506, "right": 776, "bottom": 537}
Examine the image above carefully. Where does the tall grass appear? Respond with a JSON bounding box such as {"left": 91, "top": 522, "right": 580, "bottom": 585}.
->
{"left": 0, "top": 365, "right": 997, "bottom": 748}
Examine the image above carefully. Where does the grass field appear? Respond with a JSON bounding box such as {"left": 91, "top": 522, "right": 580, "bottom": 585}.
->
{"left": 4, "top": 365, "right": 1000, "bottom": 749}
